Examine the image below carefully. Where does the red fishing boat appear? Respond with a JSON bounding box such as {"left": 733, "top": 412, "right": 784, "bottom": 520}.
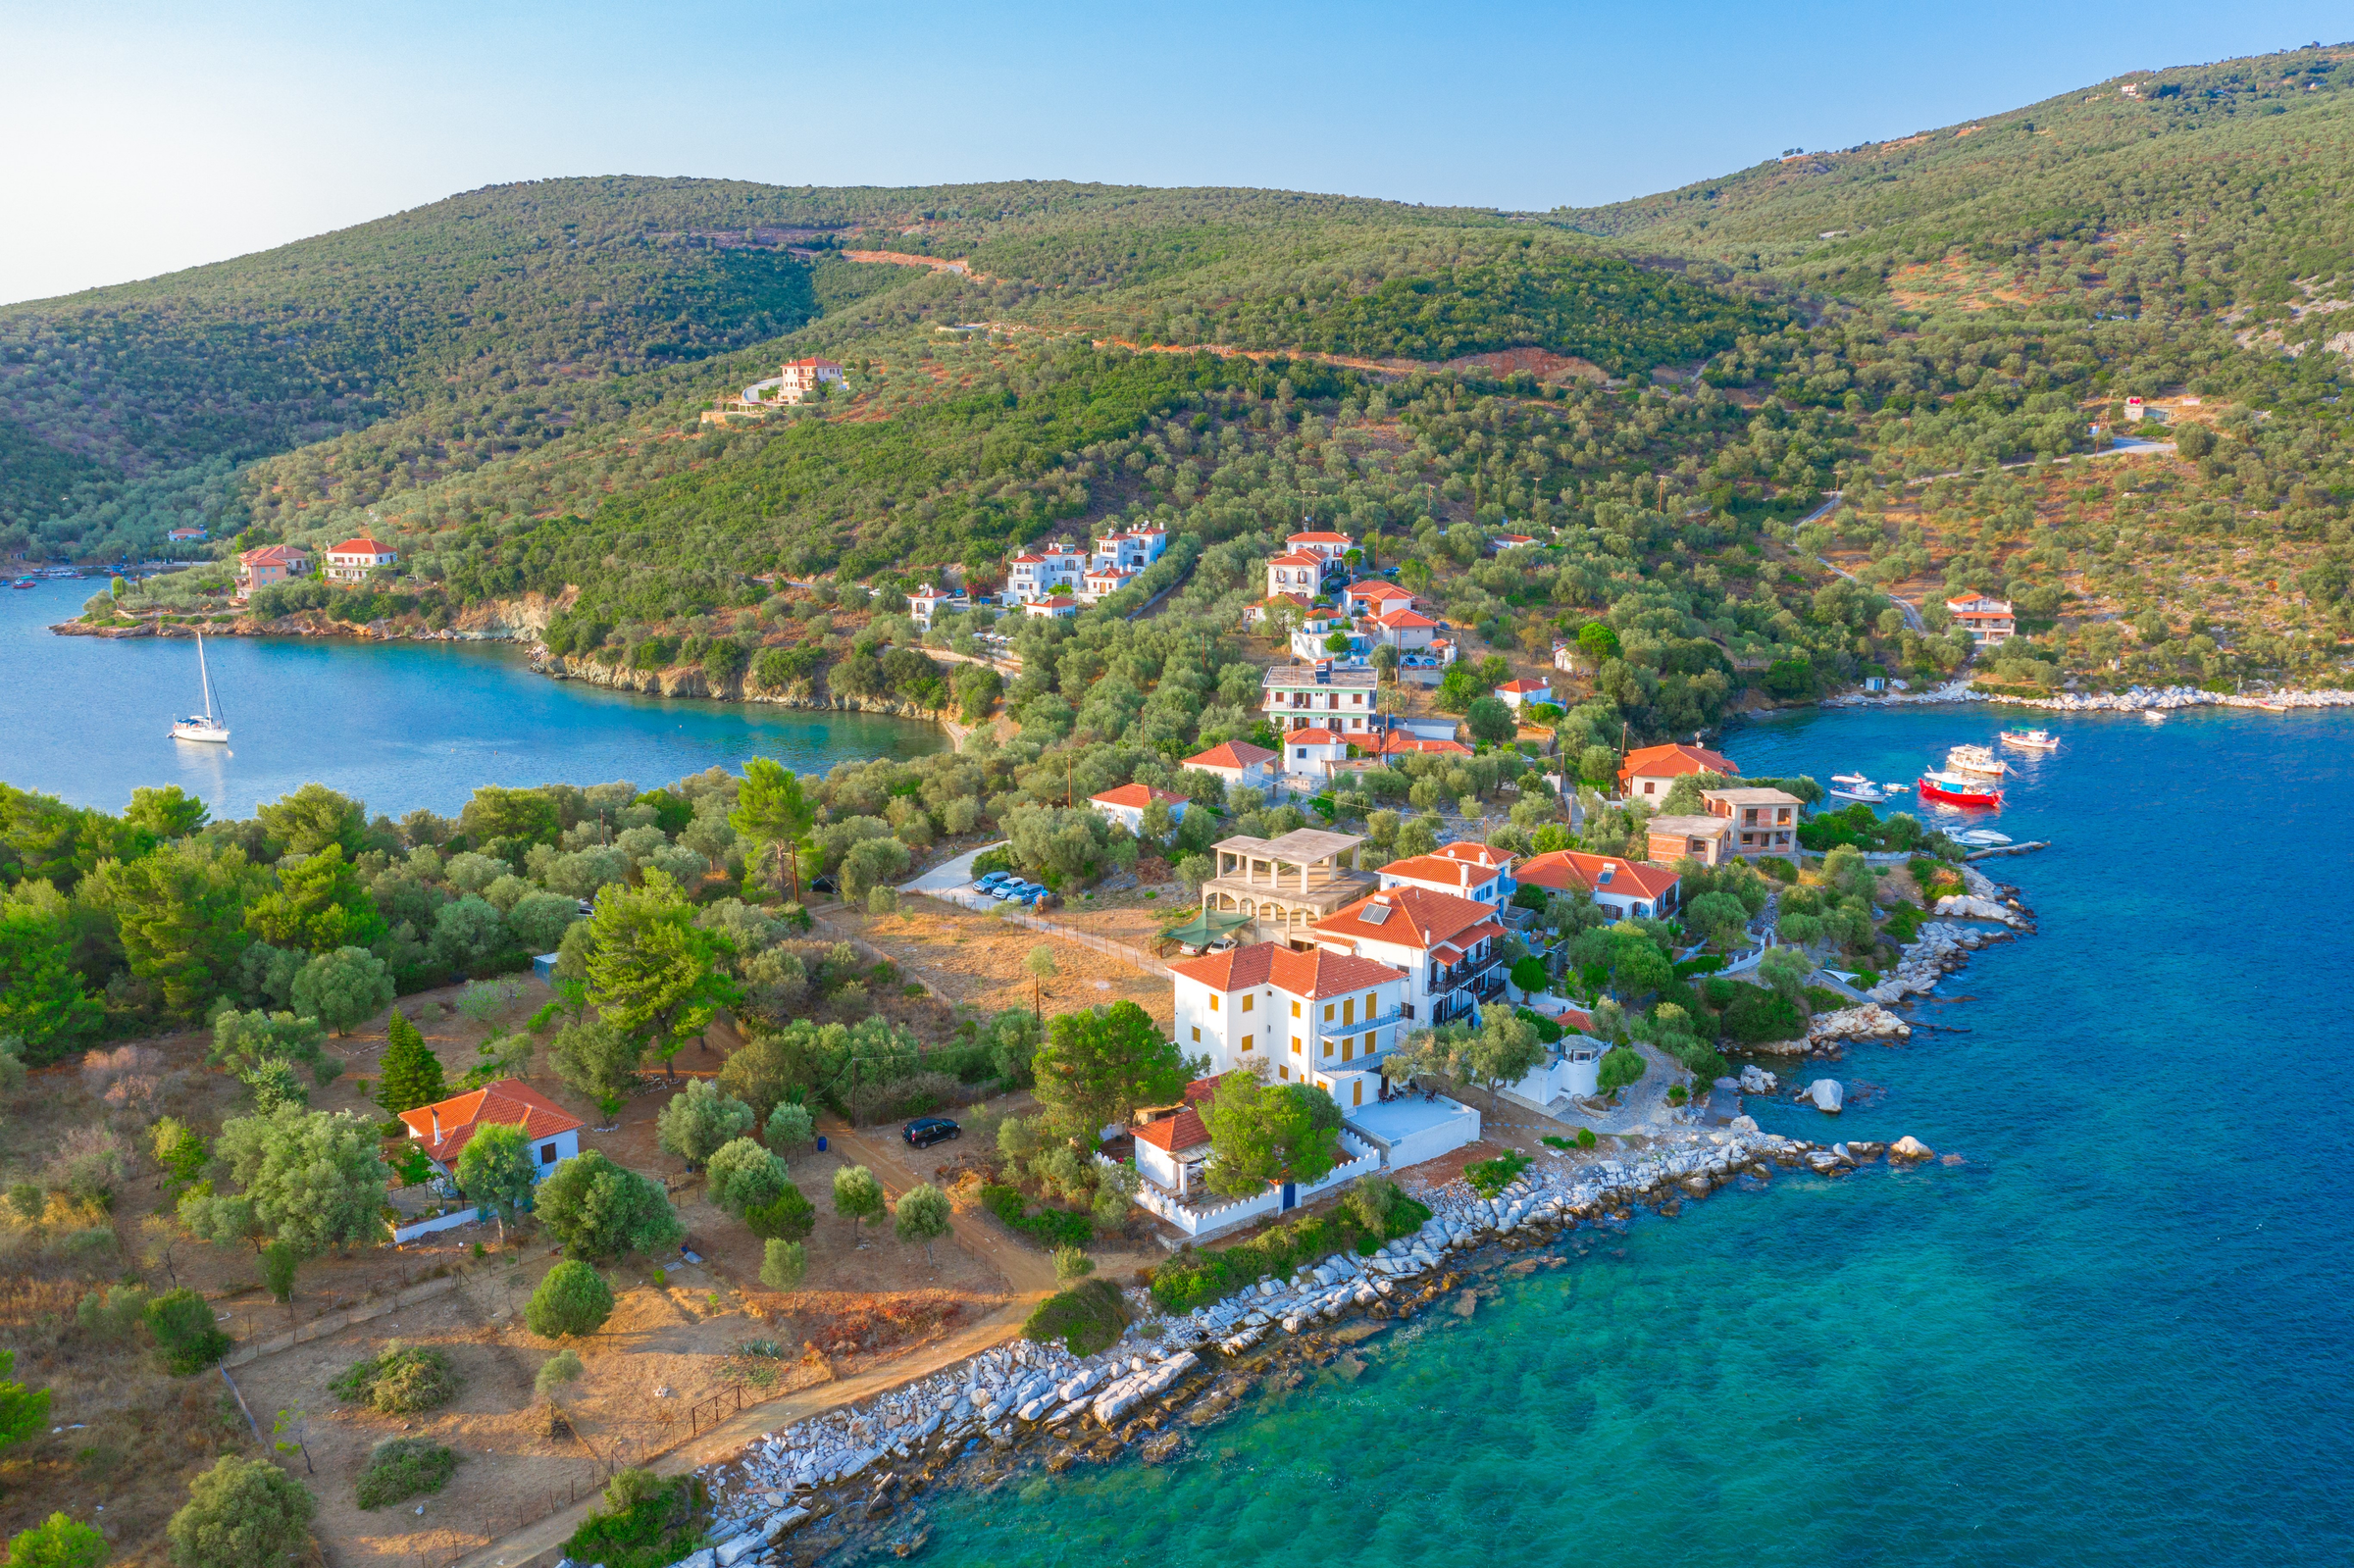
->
{"left": 1918, "top": 770, "right": 2002, "bottom": 807}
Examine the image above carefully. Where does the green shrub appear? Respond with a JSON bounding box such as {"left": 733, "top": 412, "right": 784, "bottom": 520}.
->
{"left": 562, "top": 1473, "right": 710, "bottom": 1568}
{"left": 525, "top": 1261, "right": 616, "bottom": 1339}
{"left": 1576, "top": 1127, "right": 1598, "bottom": 1149}
{"left": 354, "top": 1438, "right": 460, "bottom": 1509}
{"left": 1508, "top": 956, "right": 1550, "bottom": 992}
{"left": 166, "top": 1454, "right": 314, "bottom": 1568}
{"left": 1463, "top": 1150, "right": 1532, "bottom": 1198}
{"left": 1757, "top": 856, "right": 1798, "bottom": 884}
{"left": 1021, "top": 1279, "right": 1126, "bottom": 1356}
{"left": 970, "top": 846, "right": 1015, "bottom": 879}
{"left": 145, "top": 1289, "right": 230, "bottom": 1375}
{"left": 743, "top": 1183, "right": 815, "bottom": 1241}
{"left": 979, "top": 1184, "right": 1092, "bottom": 1248}
{"left": 328, "top": 1341, "right": 462, "bottom": 1414}
{"left": 1718, "top": 986, "right": 1806, "bottom": 1045}
{"left": 75, "top": 1284, "right": 150, "bottom": 1342}
{"left": 5, "top": 1510, "right": 109, "bottom": 1567}
{"left": 1597, "top": 1044, "right": 1646, "bottom": 1096}
{"left": 1051, "top": 1245, "right": 1094, "bottom": 1283}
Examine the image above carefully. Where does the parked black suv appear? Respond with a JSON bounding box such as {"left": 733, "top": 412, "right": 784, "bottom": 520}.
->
{"left": 902, "top": 1116, "right": 960, "bottom": 1148}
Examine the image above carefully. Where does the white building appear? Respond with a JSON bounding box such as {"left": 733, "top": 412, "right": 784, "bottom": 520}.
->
{"left": 1168, "top": 941, "right": 1408, "bottom": 1108}
{"left": 1093, "top": 525, "right": 1169, "bottom": 573}
{"left": 1182, "top": 740, "right": 1278, "bottom": 793}
{"left": 1343, "top": 580, "right": 1416, "bottom": 618}
{"left": 777, "top": 358, "right": 844, "bottom": 402}
{"left": 1367, "top": 608, "right": 1447, "bottom": 655}
{"left": 396, "top": 1079, "right": 583, "bottom": 1180}
{"left": 325, "top": 535, "right": 398, "bottom": 583}
{"left": 1023, "top": 594, "right": 1079, "bottom": 620}
{"left": 1263, "top": 663, "right": 1377, "bottom": 736}
{"left": 1265, "top": 550, "right": 1329, "bottom": 599}
{"left": 1496, "top": 677, "right": 1552, "bottom": 710}
{"left": 1376, "top": 841, "right": 1515, "bottom": 908}
{"left": 1088, "top": 783, "right": 1189, "bottom": 835}
{"left": 1082, "top": 566, "right": 1137, "bottom": 602}
{"left": 1276, "top": 727, "right": 1355, "bottom": 777}
{"left": 905, "top": 584, "right": 969, "bottom": 631}
{"left": 1285, "top": 531, "right": 1355, "bottom": 567}
{"left": 1006, "top": 542, "right": 1088, "bottom": 603}
{"left": 1310, "top": 885, "right": 1509, "bottom": 1028}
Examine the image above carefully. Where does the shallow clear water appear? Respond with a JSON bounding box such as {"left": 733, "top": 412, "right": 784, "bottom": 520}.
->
{"left": 0, "top": 580, "right": 944, "bottom": 817}
{"left": 919, "top": 703, "right": 2354, "bottom": 1568}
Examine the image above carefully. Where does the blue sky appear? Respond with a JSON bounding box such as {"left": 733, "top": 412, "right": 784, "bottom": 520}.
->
{"left": 1, "top": 0, "right": 2345, "bottom": 304}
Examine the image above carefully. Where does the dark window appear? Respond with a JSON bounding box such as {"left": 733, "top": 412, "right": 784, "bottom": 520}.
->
{"left": 539, "top": 1142, "right": 557, "bottom": 1164}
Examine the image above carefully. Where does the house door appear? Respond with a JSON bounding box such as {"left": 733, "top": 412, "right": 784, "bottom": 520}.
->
{"left": 1281, "top": 1183, "right": 1297, "bottom": 1211}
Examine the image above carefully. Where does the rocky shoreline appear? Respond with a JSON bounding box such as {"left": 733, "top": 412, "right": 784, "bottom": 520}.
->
{"left": 598, "top": 1127, "right": 1948, "bottom": 1568}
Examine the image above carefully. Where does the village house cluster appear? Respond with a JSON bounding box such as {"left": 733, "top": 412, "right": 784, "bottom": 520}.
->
{"left": 232, "top": 534, "right": 400, "bottom": 598}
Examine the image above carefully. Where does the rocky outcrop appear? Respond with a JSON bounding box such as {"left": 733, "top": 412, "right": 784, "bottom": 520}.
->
{"left": 536, "top": 651, "right": 946, "bottom": 722}
{"left": 1738, "top": 1065, "right": 1778, "bottom": 1093}
{"left": 1808, "top": 1004, "right": 1912, "bottom": 1044}
{"left": 1933, "top": 893, "right": 2031, "bottom": 929}
{"left": 1890, "top": 1135, "right": 1935, "bottom": 1162}
{"left": 1805, "top": 1079, "right": 1845, "bottom": 1113}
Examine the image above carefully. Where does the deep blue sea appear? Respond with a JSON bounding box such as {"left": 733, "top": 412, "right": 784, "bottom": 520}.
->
{"left": 919, "top": 703, "right": 2354, "bottom": 1567}
{"left": 0, "top": 579, "right": 943, "bottom": 819}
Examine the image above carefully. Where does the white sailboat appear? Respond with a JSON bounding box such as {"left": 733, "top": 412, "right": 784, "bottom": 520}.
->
{"left": 170, "top": 632, "right": 230, "bottom": 743}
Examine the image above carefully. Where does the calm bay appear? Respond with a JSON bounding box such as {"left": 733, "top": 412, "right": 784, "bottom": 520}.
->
{"left": 0, "top": 580, "right": 945, "bottom": 818}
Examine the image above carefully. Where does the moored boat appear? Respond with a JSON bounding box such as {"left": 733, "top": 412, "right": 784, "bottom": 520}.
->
{"left": 1828, "top": 773, "right": 1888, "bottom": 803}
{"left": 1999, "top": 728, "right": 2059, "bottom": 750}
{"left": 1945, "top": 743, "right": 2008, "bottom": 778}
{"left": 169, "top": 631, "right": 230, "bottom": 744}
{"left": 1919, "top": 771, "right": 2003, "bottom": 807}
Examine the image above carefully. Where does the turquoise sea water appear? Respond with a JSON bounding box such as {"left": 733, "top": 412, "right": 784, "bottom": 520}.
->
{"left": 919, "top": 703, "right": 2354, "bottom": 1567}
{"left": 0, "top": 580, "right": 944, "bottom": 818}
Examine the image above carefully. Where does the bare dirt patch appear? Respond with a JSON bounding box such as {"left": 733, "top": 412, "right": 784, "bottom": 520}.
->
{"left": 819, "top": 903, "right": 1173, "bottom": 1033}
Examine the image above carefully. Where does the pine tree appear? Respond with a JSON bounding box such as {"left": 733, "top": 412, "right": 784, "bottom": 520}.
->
{"left": 377, "top": 1012, "right": 446, "bottom": 1116}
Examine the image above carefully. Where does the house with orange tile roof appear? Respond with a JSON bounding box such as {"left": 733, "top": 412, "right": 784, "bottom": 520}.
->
{"left": 235, "top": 543, "right": 310, "bottom": 597}
{"left": 1168, "top": 940, "right": 1408, "bottom": 1108}
{"left": 1088, "top": 783, "right": 1190, "bottom": 835}
{"left": 397, "top": 1078, "right": 584, "bottom": 1179}
{"left": 1366, "top": 607, "right": 1444, "bottom": 653}
{"left": 1515, "top": 850, "right": 1681, "bottom": 921}
{"left": 1343, "top": 580, "right": 1416, "bottom": 617}
{"left": 324, "top": 535, "right": 399, "bottom": 583}
{"left": 1310, "top": 885, "right": 1508, "bottom": 1028}
{"left": 1005, "top": 541, "right": 1087, "bottom": 603}
{"left": 1284, "top": 530, "right": 1355, "bottom": 564}
{"left": 1375, "top": 840, "right": 1515, "bottom": 908}
{"left": 1264, "top": 550, "right": 1329, "bottom": 598}
{"left": 1023, "top": 593, "right": 1080, "bottom": 620}
{"left": 1495, "top": 676, "right": 1552, "bottom": 710}
{"left": 1616, "top": 741, "right": 1738, "bottom": 802}
{"left": 1131, "top": 1103, "right": 1213, "bottom": 1197}
{"left": 1182, "top": 739, "right": 1278, "bottom": 791}
{"left": 1945, "top": 594, "right": 2016, "bottom": 647}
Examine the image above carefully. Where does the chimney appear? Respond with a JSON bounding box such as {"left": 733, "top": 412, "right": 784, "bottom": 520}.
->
{"left": 430, "top": 1106, "right": 440, "bottom": 1143}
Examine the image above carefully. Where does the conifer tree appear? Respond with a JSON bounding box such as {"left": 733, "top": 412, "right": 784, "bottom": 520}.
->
{"left": 377, "top": 1012, "right": 446, "bottom": 1115}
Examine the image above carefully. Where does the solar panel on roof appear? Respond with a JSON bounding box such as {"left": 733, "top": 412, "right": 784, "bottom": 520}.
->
{"left": 1361, "top": 903, "right": 1391, "bottom": 926}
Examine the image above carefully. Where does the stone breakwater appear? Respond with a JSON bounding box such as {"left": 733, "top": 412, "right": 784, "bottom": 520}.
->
{"left": 1825, "top": 680, "right": 2354, "bottom": 714}
{"left": 607, "top": 1131, "right": 1942, "bottom": 1568}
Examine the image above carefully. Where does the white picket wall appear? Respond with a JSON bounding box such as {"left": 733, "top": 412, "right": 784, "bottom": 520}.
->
{"left": 1112, "top": 1132, "right": 1381, "bottom": 1239}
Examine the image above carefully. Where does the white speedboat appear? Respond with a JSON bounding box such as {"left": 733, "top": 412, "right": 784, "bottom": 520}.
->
{"left": 1828, "top": 773, "right": 1888, "bottom": 803}
{"left": 1945, "top": 743, "right": 2008, "bottom": 778}
{"left": 2000, "top": 728, "right": 2059, "bottom": 750}
{"left": 1954, "top": 829, "right": 2013, "bottom": 847}
{"left": 169, "top": 632, "right": 230, "bottom": 743}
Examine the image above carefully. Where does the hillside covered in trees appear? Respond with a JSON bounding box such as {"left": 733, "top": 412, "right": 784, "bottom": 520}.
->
{"left": 20, "top": 39, "right": 2354, "bottom": 702}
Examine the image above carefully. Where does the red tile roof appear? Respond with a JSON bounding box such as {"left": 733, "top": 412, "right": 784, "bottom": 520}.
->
{"left": 1433, "top": 841, "right": 1511, "bottom": 869}
{"left": 1515, "top": 850, "right": 1680, "bottom": 904}
{"left": 1281, "top": 727, "right": 1352, "bottom": 747}
{"left": 1287, "top": 531, "right": 1353, "bottom": 545}
{"left": 1617, "top": 742, "right": 1737, "bottom": 783}
{"left": 1380, "top": 851, "right": 1508, "bottom": 891}
{"left": 1167, "top": 940, "right": 1406, "bottom": 998}
{"left": 399, "top": 1078, "right": 583, "bottom": 1165}
{"left": 238, "top": 544, "right": 307, "bottom": 566}
{"left": 1133, "top": 1107, "right": 1211, "bottom": 1153}
{"left": 1184, "top": 740, "right": 1278, "bottom": 771}
{"left": 1497, "top": 679, "right": 1550, "bottom": 695}
{"left": 1312, "top": 886, "right": 1504, "bottom": 952}
{"left": 330, "top": 536, "right": 392, "bottom": 556}
{"left": 1372, "top": 609, "right": 1441, "bottom": 630}
{"left": 1347, "top": 581, "right": 1415, "bottom": 602}
{"left": 1268, "top": 550, "right": 1326, "bottom": 569}
{"left": 1090, "top": 783, "right": 1187, "bottom": 809}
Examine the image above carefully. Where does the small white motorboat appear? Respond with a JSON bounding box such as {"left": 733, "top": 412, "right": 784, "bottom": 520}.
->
{"left": 1954, "top": 829, "right": 2013, "bottom": 847}
{"left": 1828, "top": 773, "right": 1887, "bottom": 803}
{"left": 1946, "top": 743, "right": 2008, "bottom": 778}
{"left": 2000, "top": 729, "right": 2059, "bottom": 750}
{"left": 169, "top": 631, "right": 230, "bottom": 743}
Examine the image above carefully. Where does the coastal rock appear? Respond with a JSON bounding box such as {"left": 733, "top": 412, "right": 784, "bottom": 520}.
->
{"left": 1889, "top": 1135, "right": 1935, "bottom": 1161}
{"left": 1808, "top": 1004, "right": 1912, "bottom": 1044}
{"left": 1806, "top": 1079, "right": 1845, "bottom": 1114}
{"left": 1933, "top": 893, "right": 2030, "bottom": 929}
{"left": 1738, "top": 1065, "right": 1778, "bottom": 1093}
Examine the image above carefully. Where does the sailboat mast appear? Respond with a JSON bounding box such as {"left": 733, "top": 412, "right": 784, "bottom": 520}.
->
{"left": 196, "top": 632, "right": 221, "bottom": 721}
